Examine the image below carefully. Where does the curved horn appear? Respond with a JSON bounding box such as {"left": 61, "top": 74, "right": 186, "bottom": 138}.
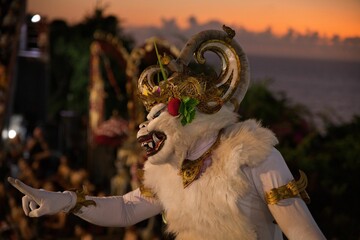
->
{"left": 138, "top": 65, "right": 172, "bottom": 111}
{"left": 175, "top": 25, "right": 250, "bottom": 112}
{"left": 138, "top": 66, "right": 165, "bottom": 95}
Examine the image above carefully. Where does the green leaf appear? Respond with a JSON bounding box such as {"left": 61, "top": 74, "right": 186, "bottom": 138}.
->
{"left": 154, "top": 41, "right": 167, "bottom": 81}
{"left": 181, "top": 117, "right": 187, "bottom": 126}
{"left": 178, "top": 96, "right": 199, "bottom": 125}
{"left": 179, "top": 102, "right": 185, "bottom": 113}
{"left": 186, "top": 113, "right": 191, "bottom": 122}
{"left": 183, "top": 106, "right": 188, "bottom": 116}
{"left": 190, "top": 110, "right": 196, "bottom": 119}
{"left": 188, "top": 99, "right": 199, "bottom": 108}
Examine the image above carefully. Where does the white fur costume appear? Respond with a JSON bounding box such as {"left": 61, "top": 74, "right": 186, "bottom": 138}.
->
{"left": 72, "top": 105, "right": 325, "bottom": 239}
{"left": 8, "top": 27, "right": 325, "bottom": 240}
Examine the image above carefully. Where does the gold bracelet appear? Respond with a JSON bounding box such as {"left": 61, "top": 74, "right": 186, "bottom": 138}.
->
{"left": 68, "top": 186, "right": 96, "bottom": 214}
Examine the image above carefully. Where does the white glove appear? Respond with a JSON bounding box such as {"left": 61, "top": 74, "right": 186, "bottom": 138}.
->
{"left": 7, "top": 177, "right": 76, "bottom": 217}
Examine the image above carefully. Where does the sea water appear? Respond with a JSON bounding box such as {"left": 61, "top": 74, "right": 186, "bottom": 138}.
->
{"left": 249, "top": 55, "right": 360, "bottom": 126}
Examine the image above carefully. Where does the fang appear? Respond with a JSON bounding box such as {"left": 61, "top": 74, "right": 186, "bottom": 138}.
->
{"left": 153, "top": 134, "right": 160, "bottom": 143}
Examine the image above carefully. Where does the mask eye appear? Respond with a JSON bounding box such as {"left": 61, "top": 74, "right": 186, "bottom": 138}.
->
{"left": 153, "top": 109, "right": 162, "bottom": 118}
{"left": 152, "top": 106, "right": 166, "bottom": 119}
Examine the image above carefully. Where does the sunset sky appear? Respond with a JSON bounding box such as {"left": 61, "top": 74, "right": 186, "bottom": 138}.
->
{"left": 27, "top": 0, "right": 360, "bottom": 39}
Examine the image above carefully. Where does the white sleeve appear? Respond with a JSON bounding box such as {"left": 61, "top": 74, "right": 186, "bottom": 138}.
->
{"left": 252, "top": 148, "right": 326, "bottom": 240}
{"left": 74, "top": 188, "right": 163, "bottom": 227}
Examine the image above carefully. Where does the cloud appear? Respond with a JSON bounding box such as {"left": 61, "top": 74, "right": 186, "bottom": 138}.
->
{"left": 124, "top": 17, "right": 360, "bottom": 62}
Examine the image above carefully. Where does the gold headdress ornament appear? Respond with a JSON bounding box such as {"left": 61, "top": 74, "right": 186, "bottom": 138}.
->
{"left": 138, "top": 25, "right": 250, "bottom": 114}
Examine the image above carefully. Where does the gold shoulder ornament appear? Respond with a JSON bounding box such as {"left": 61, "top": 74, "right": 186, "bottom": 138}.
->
{"left": 265, "top": 170, "right": 311, "bottom": 205}
{"left": 137, "top": 168, "right": 156, "bottom": 198}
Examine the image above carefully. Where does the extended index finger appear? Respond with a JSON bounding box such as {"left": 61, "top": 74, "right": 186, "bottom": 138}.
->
{"left": 7, "top": 177, "right": 36, "bottom": 197}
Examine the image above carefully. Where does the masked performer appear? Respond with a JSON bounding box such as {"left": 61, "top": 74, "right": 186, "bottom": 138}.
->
{"left": 8, "top": 26, "right": 325, "bottom": 240}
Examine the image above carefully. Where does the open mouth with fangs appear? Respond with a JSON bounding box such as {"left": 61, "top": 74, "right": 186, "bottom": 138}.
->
{"left": 137, "top": 131, "right": 167, "bottom": 156}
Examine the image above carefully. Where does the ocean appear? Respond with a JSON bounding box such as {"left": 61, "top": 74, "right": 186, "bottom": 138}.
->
{"left": 248, "top": 55, "right": 360, "bottom": 127}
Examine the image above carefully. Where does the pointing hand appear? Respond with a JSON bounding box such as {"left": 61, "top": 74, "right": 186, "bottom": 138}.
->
{"left": 7, "top": 177, "right": 76, "bottom": 217}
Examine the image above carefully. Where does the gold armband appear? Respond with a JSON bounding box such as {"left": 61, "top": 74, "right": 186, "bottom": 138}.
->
{"left": 265, "top": 170, "right": 311, "bottom": 205}
{"left": 68, "top": 186, "right": 96, "bottom": 214}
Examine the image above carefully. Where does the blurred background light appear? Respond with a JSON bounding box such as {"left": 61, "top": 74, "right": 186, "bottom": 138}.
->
{"left": 8, "top": 129, "right": 17, "bottom": 139}
{"left": 31, "top": 14, "right": 41, "bottom": 23}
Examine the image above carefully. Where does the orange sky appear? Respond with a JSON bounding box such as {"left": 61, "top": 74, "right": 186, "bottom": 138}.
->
{"left": 28, "top": 0, "right": 360, "bottom": 38}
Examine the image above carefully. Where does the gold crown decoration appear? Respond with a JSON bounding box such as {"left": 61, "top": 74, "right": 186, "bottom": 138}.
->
{"left": 126, "top": 37, "right": 180, "bottom": 128}
{"left": 137, "top": 25, "right": 250, "bottom": 114}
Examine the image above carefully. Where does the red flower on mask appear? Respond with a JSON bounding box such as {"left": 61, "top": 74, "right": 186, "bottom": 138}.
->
{"left": 167, "top": 98, "right": 181, "bottom": 116}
